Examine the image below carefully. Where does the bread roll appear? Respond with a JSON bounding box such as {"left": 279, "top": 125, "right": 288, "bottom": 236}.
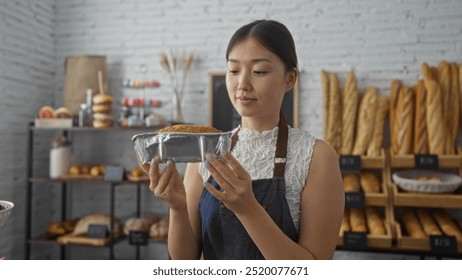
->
{"left": 352, "top": 87, "right": 378, "bottom": 155}
{"left": 402, "top": 208, "right": 426, "bottom": 238}
{"left": 394, "top": 86, "right": 414, "bottom": 155}
{"left": 72, "top": 213, "right": 122, "bottom": 238}
{"left": 349, "top": 208, "right": 367, "bottom": 233}
{"left": 340, "top": 209, "right": 351, "bottom": 235}
{"left": 321, "top": 70, "right": 330, "bottom": 139}
{"left": 341, "top": 72, "right": 359, "bottom": 154}
{"left": 123, "top": 217, "right": 150, "bottom": 236}
{"left": 413, "top": 80, "right": 429, "bottom": 154}
{"left": 326, "top": 72, "right": 342, "bottom": 152}
{"left": 389, "top": 80, "right": 402, "bottom": 154}
{"left": 366, "top": 95, "right": 388, "bottom": 156}
{"left": 425, "top": 79, "right": 446, "bottom": 155}
{"left": 343, "top": 173, "right": 360, "bottom": 192}
{"left": 432, "top": 209, "right": 462, "bottom": 242}
{"left": 366, "top": 207, "right": 386, "bottom": 236}
{"left": 150, "top": 218, "right": 169, "bottom": 240}
{"left": 157, "top": 125, "right": 222, "bottom": 133}
{"left": 416, "top": 208, "right": 442, "bottom": 236}
{"left": 360, "top": 171, "right": 381, "bottom": 193}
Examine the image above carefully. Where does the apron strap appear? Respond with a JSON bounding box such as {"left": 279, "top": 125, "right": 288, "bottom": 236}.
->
{"left": 230, "top": 117, "right": 289, "bottom": 177}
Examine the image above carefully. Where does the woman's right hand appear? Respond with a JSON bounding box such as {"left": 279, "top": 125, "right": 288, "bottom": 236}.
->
{"left": 146, "top": 157, "right": 187, "bottom": 211}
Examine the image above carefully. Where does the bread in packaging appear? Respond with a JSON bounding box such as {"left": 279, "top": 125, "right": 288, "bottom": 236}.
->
{"left": 352, "top": 86, "right": 378, "bottom": 155}
{"left": 402, "top": 208, "right": 426, "bottom": 238}
{"left": 343, "top": 173, "right": 360, "bottom": 192}
{"left": 366, "top": 95, "right": 388, "bottom": 156}
{"left": 349, "top": 208, "right": 367, "bottom": 233}
{"left": 365, "top": 207, "right": 386, "bottom": 236}
{"left": 341, "top": 71, "right": 359, "bottom": 154}
{"left": 359, "top": 171, "right": 381, "bottom": 193}
{"left": 416, "top": 208, "right": 442, "bottom": 236}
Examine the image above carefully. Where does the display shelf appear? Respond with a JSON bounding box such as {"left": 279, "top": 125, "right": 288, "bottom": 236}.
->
{"left": 390, "top": 182, "right": 462, "bottom": 208}
{"left": 388, "top": 150, "right": 462, "bottom": 169}
{"left": 337, "top": 222, "right": 393, "bottom": 249}
{"left": 29, "top": 177, "right": 149, "bottom": 184}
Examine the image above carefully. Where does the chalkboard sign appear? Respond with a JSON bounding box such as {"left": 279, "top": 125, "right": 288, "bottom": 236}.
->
{"left": 345, "top": 192, "right": 365, "bottom": 209}
{"left": 129, "top": 230, "right": 149, "bottom": 246}
{"left": 87, "top": 224, "right": 108, "bottom": 239}
{"left": 415, "top": 154, "right": 439, "bottom": 170}
{"left": 209, "top": 72, "right": 299, "bottom": 132}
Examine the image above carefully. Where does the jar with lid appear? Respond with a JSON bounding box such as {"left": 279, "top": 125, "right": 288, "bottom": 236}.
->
{"left": 49, "top": 136, "right": 71, "bottom": 178}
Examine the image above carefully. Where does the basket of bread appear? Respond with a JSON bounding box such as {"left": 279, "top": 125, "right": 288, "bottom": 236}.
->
{"left": 392, "top": 169, "right": 462, "bottom": 193}
{"left": 133, "top": 124, "right": 232, "bottom": 164}
{"left": 0, "top": 200, "right": 14, "bottom": 228}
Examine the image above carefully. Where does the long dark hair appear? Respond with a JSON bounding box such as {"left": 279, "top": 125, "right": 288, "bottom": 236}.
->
{"left": 226, "top": 20, "right": 298, "bottom": 124}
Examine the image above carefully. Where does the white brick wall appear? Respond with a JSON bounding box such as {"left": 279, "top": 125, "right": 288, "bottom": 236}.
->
{"left": 1, "top": 0, "right": 462, "bottom": 259}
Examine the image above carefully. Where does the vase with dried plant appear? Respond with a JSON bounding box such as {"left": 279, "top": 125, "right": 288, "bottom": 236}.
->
{"left": 160, "top": 50, "right": 194, "bottom": 123}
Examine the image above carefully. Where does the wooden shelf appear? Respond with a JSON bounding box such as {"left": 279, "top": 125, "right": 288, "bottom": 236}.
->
{"left": 29, "top": 177, "right": 149, "bottom": 184}
{"left": 390, "top": 183, "right": 462, "bottom": 208}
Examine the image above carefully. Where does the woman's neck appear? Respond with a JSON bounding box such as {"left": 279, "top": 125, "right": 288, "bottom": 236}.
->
{"left": 241, "top": 115, "right": 279, "bottom": 132}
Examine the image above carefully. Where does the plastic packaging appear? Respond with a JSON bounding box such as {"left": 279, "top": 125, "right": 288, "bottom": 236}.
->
{"left": 49, "top": 136, "right": 71, "bottom": 178}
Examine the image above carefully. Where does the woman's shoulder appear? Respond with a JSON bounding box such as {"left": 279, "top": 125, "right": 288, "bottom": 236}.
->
{"left": 288, "top": 126, "right": 317, "bottom": 143}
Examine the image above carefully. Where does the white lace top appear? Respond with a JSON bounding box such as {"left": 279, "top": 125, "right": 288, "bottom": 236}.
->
{"left": 199, "top": 126, "right": 317, "bottom": 231}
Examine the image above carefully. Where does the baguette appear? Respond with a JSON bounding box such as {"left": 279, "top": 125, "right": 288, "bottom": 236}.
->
{"left": 421, "top": 63, "right": 432, "bottom": 81}
{"left": 432, "top": 209, "right": 462, "bottom": 242}
{"left": 460, "top": 64, "right": 462, "bottom": 134}
{"left": 359, "top": 171, "right": 381, "bottom": 193}
{"left": 425, "top": 79, "right": 446, "bottom": 155}
{"left": 413, "top": 80, "right": 429, "bottom": 154}
{"left": 321, "top": 70, "right": 330, "bottom": 140}
{"left": 326, "top": 72, "right": 342, "bottom": 152}
{"left": 349, "top": 208, "right": 367, "bottom": 233}
{"left": 416, "top": 208, "right": 442, "bottom": 236}
{"left": 446, "top": 63, "right": 460, "bottom": 154}
{"left": 340, "top": 209, "right": 351, "bottom": 235}
{"left": 341, "top": 72, "right": 359, "bottom": 154}
{"left": 402, "top": 208, "right": 426, "bottom": 239}
{"left": 366, "top": 95, "right": 388, "bottom": 156}
{"left": 395, "top": 86, "right": 414, "bottom": 155}
{"left": 389, "top": 80, "right": 402, "bottom": 155}
{"left": 343, "top": 173, "right": 360, "bottom": 192}
{"left": 352, "top": 87, "right": 378, "bottom": 155}
{"left": 438, "top": 61, "right": 454, "bottom": 154}
{"left": 365, "top": 207, "right": 386, "bottom": 236}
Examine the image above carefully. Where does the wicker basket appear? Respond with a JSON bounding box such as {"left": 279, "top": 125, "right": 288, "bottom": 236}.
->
{"left": 0, "top": 200, "right": 14, "bottom": 228}
{"left": 392, "top": 169, "right": 462, "bottom": 193}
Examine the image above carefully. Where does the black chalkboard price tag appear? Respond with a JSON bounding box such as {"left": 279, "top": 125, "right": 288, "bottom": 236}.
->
{"left": 129, "top": 230, "right": 149, "bottom": 246}
{"left": 414, "top": 154, "right": 439, "bottom": 170}
{"left": 104, "top": 165, "right": 125, "bottom": 181}
{"left": 430, "top": 235, "right": 457, "bottom": 254}
{"left": 343, "top": 231, "right": 367, "bottom": 250}
{"left": 86, "top": 224, "right": 108, "bottom": 239}
{"left": 339, "top": 155, "right": 361, "bottom": 171}
{"left": 345, "top": 192, "right": 365, "bottom": 209}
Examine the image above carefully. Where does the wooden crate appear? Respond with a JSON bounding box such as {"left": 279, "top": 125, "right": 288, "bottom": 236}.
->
{"left": 361, "top": 149, "right": 386, "bottom": 169}
{"left": 337, "top": 222, "right": 393, "bottom": 249}
{"left": 364, "top": 168, "right": 389, "bottom": 206}
{"left": 390, "top": 182, "right": 462, "bottom": 208}
{"left": 388, "top": 150, "right": 461, "bottom": 169}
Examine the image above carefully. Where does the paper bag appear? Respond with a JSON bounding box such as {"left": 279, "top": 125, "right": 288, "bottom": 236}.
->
{"left": 64, "top": 55, "right": 108, "bottom": 114}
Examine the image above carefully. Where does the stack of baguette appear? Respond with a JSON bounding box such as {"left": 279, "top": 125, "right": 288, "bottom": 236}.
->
{"left": 401, "top": 208, "right": 462, "bottom": 241}
{"left": 343, "top": 171, "right": 382, "bottom": 193}
{"left": 340, "top": 207, "right": 387, "bottom": 236}
{"left": 322, "top": 70, "right": 389, "bottom": 156}
{"left": 390, "top": 61, "right": 461, "bottom": 155}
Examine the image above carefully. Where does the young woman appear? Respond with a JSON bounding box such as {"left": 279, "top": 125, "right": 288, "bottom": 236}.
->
{"left": 144, "top": 19, "right": 344, "bottom": 260}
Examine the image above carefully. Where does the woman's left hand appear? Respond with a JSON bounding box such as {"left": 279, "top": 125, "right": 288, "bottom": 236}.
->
{"left": 204, "top": 150, "right": 257, "bottom": 215}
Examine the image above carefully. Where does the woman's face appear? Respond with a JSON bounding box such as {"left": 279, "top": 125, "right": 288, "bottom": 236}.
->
{"left": 226, "top": 37, "right": 293, "bottom": 124}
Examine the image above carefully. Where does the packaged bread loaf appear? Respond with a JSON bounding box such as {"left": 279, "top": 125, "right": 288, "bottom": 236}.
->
{"left": 413, "top": 80, "right": 429, "bottom": 154}
{"left": 432, "top": 209, "right": 462, "bottom": 242}
{"left": 365, "top": 207, "right": 386, "bottom": 236}
{"left": 340, "top": 209, "right": 351, "bottom": 235}
{"left": 389, "top": 80, "right": 402, "bottom": 155}
{"left": 366, "top": 95, "right": 388, "bottom": 156}
{"left": 402, "top": 208, "right": 426, "bottom": 238}
{"left": 416, "top": 208, "right": 442, "bottom": 236}
{"left": 349, "top": 208, "right": 367, "bottom": 233}
{"left": 352, "top": 86, "right": 378, "bottom": 155}
{"left": 321, "top": 70, "right": 330, "bottom": 140}
{"left": 359, "top": 171, "right": 381, "bottom": 193}
{"left": 341, "top": 71, "right": 359, "bottom": 154}
{"left": 394, "top": 86, "right": 414, "bottom": 155}
{"left": 425, "top": 79, "right": 446, "bottom": 155}
{"left": 343, "top": 173, "right": 360, "bottom": 192}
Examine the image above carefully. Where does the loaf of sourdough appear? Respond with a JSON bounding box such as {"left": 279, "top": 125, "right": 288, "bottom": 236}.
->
{"left": 341, "top": 71, "right": 359, "bottom": 154}
{"left": 366, "top": 95, "right": 388, "bottom": 156}
{"left": 425, "top": 79, "right": 446, "bottom": 155}
{"left": 413, "top": 80, "right": 429, "bottom": 154}
{"left": 389, "top": 80, "right": 402, "bottom": 155}
{"left": 352, "top": 86, "right": 378, "bottom": 155}
{"left": 402, "top": 208, "right": 426, "bottom": 239}
{"left": 365, "top": 207, "right": 386, "bottom": 236}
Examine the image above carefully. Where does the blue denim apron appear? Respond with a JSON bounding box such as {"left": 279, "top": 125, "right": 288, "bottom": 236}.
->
{"left": 199, "top": 120, "right": 299, "bottom": 259}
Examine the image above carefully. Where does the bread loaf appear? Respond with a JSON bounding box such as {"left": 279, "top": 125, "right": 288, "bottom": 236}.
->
{"left": 343, "top": 173, "right": 360, "bottom": 192}
{"left": 341, "top": 72, "right": 359, "bottom": 154}
{"left": 389, "top": 80, "right": 402, "bottom": 155}
{"left": 395, "top": 86, "right": 414, "bottom": 155}
{"left": 349, "top": 208, "right": 367, "bottom": 233}
{"left": 321, "top": 70, "right": 330, "bottom": 140}
{"left": 340, "top": 209, "right": 351, "bottom": 235}
{"left": 150, "top": 217, "right": 169, "bottom": 240}
{"left": 365, "top": 207, "right": 386, "bottom": 236}
{"left": 359, "top": 171, "right": 381, "bottom": 193}
{"left": 413, "top": 80, "right": 429, "bottom": 154}
{"left": 326, "top": 72, "right": 342, "bottom": 152}
{"left": 157, "top": 125, "right": 222, "bottom": 133}
{"left": 416, "top": 208, "right": 442, "bottom": 236}
{"left": 425, "top": 79, "right": 446, "bottom": 155}
{"left": 366, "top": 95, "right": 388, "bottom": 156}
{"left": 123, "top": 217, "right": 150, "bottom": 236}
{"left": 352, "top": 87, "right": 378, "bottom": 155}
{"left": 72, "top": 213, "right": 122, "bottom": 238}
{"left": 402, "top": 208, "right": 426, "bottom": 238}
{"left": 421, "top": 63, "right": 432, "bottom": 82}
{"left": 431, "top": 66, "right": 439, "bottom": 81}
{"left": 460, "top": 64, "right": 462, "bottom": 135}
{"left": 446, "top": 63, "right": 460, "bottom": 155}
{"left": 432, "top": 209, "right": 462, "bottom": 242}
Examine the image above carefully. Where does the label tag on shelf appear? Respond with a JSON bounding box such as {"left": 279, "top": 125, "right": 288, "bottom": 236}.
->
{"left": 430, "top": 235, "right": 457, "bottom": 254}
{"left": 87, "top": 224, "right": 108, "bottom": 239}
{"left": 104, "top": 166, "right": 124, "bottom": 181}
{"left": 339, "top": 155, "right": 361, "bottom": 171}
{"left": 129, "top": 230, "right": 149, "bottom": 246}
{"left": 343, "top": 232, "right": 367, "bottom": 250}
{"left": 345, "top": 192, "right": 365, "bottom": 209}
{"left": 414, "top": 154, "right": 439, "bottom": 170}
